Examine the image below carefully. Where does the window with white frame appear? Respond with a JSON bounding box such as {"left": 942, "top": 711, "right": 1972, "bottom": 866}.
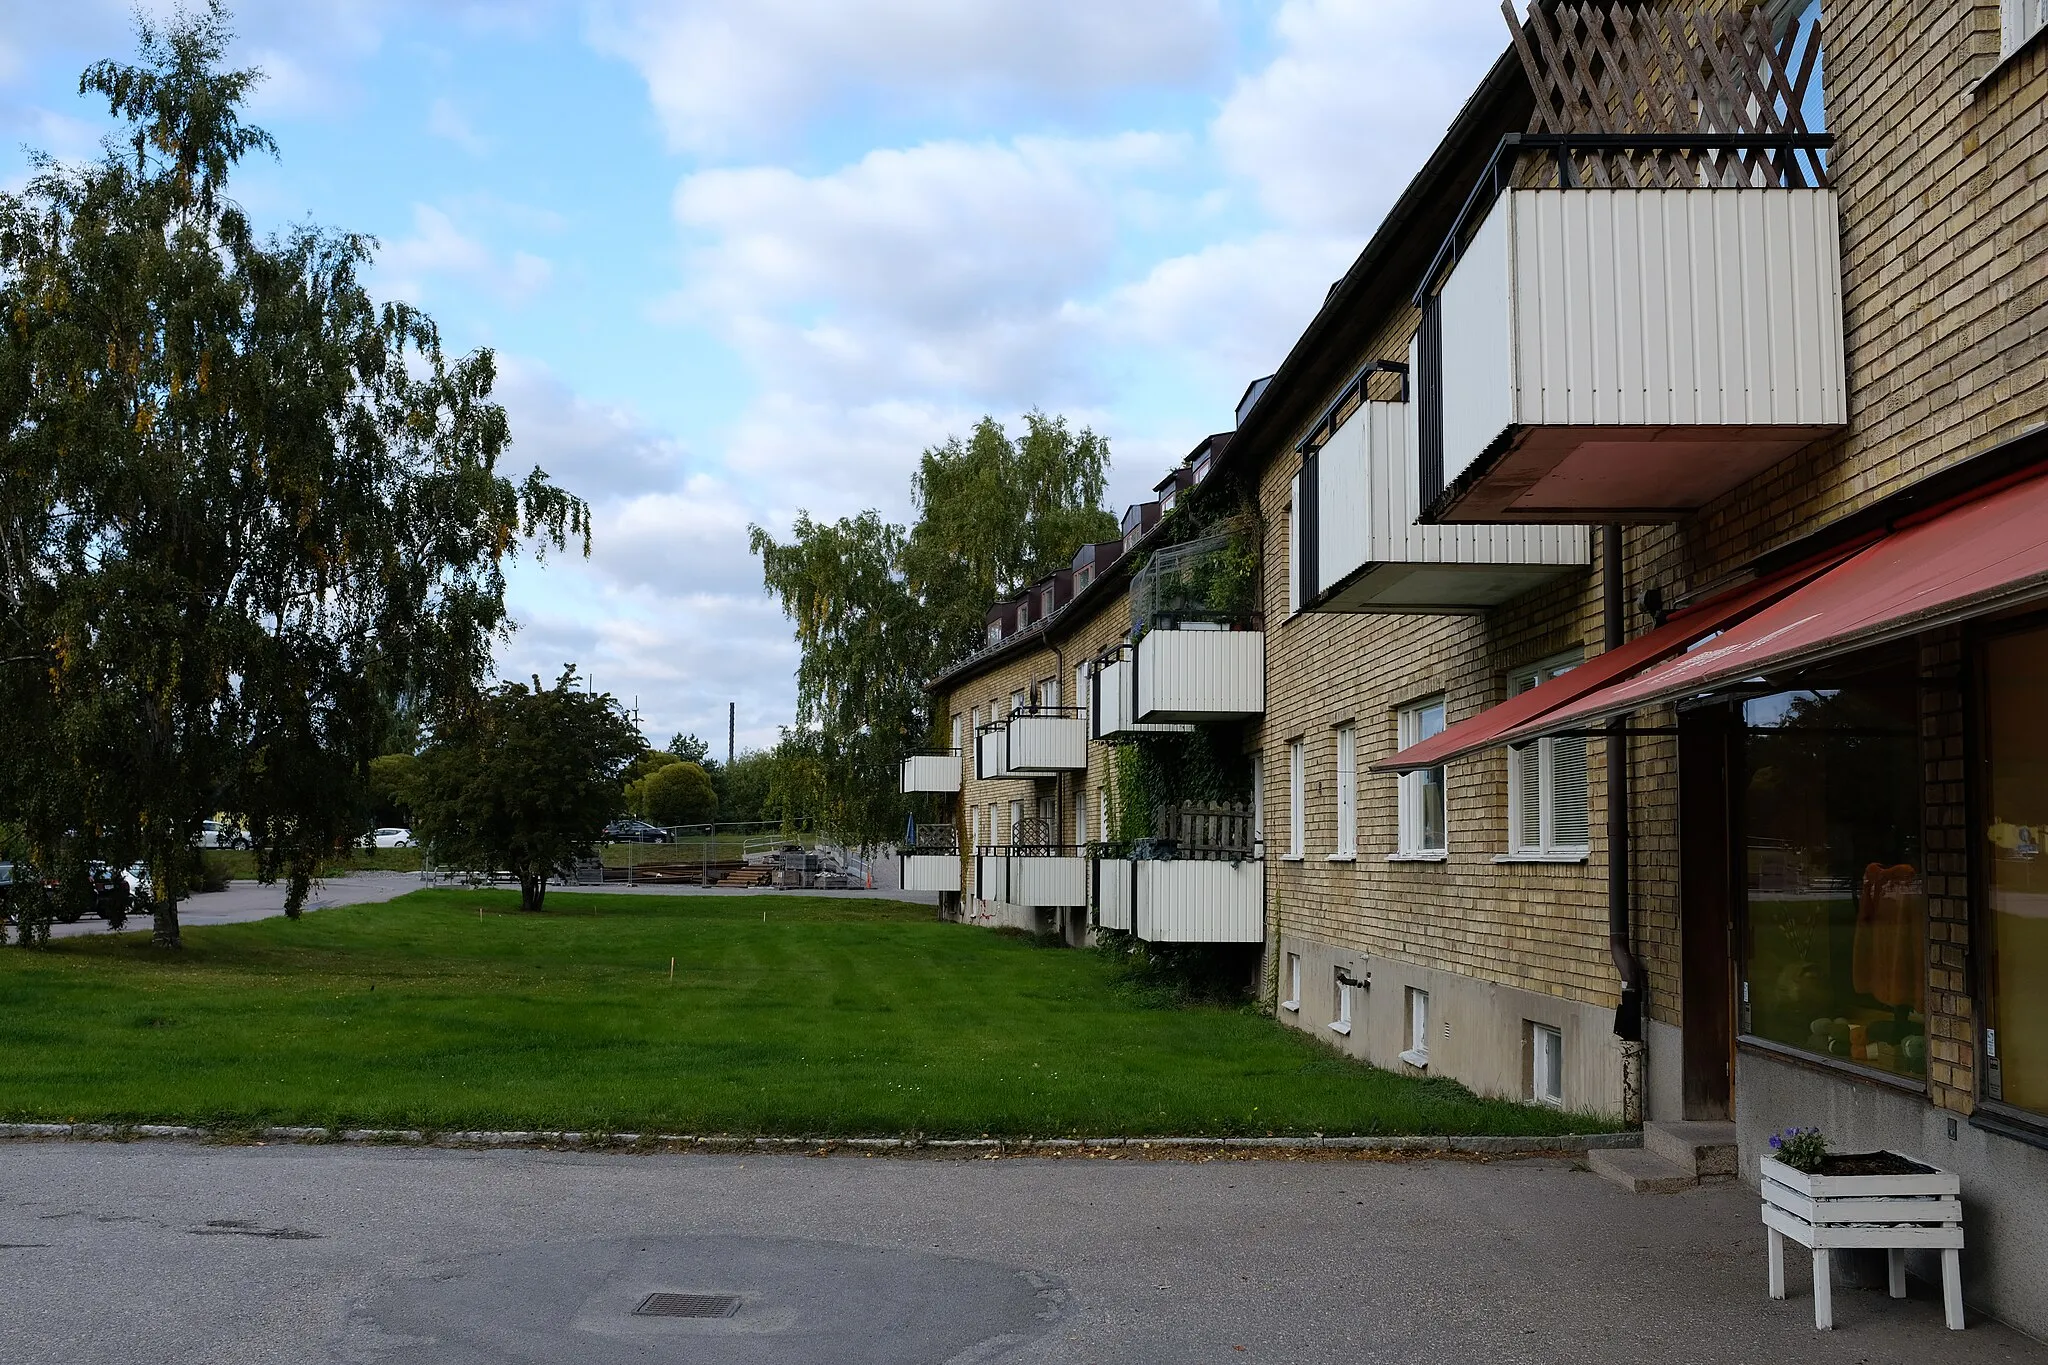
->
{"left": 971, "top": 806, "right": 983, "bottom": 851}
{"left": 1074, "top": 662, "right": 1088, "bottom": 729}
{"left": 1506, "top": 654, "right": 1589, "bottom": 858}
{"left": 1011, "top": 688, "right": 1029, "bottom": 715}
{"left": 1282, "top": 953, "right": 1301, "bottom": 1012}
{"left": 1075, "top": 564, "right": 1095, "bottom": 591}
{"left": 1038, "top": 677, "right": 1060, "bottom": 710}
{"left": 1074, "top": 793, "right": 1087, "bottom": 847}
{"left": 1008, "top": 799, "right": 1024, "bottom": 846}
{"left": 1397, "top": 697, "right": 1448, "bottom": 855}
{"left": 1287, "top": 498, "right": 1300, "bottom": 615}
{"left": 1330, "top": 968, "right": 1353, "bottom": 1035}
{"left": 1333, "top": 724, "right": 1357, "bottom": 859}
{"left": 1402, "top": 988, "right": 1430, "bottom": 1067}
{"left": 1287, "top": 740, "right": 1306, "bottom": 857}
{"left": 1530, "top": 1022, "right": 1563, "bottom": 1107}
{"left": 1099, "top": 789, "right": 1109, "bottom": 844}
{"left": 2004, "top": 0, "right": 2047, "bottom": 57}
{"left": 949, "top": 713, "right": 962, "bottom": 753}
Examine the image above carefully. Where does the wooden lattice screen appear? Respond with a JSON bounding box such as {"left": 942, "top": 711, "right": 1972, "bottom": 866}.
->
{"left": 1504, "top": 2, "right": 1827, "bottom": 188}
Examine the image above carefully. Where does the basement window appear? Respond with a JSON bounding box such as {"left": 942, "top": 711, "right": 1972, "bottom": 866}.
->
{"left": 1529, "top": 1022, "right": 1563, "bottom": 1107}
{"left": 1281, "top": 953, "right": 1301, "bottom": 1013}
{"left": 1400, "top": 988, "right": 1430, "bottom": 1068}
{"left": 1329, "top": 968, "right": 1352, "bottom": 1036}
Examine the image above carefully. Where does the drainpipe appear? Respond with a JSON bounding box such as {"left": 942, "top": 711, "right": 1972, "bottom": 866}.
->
{"left": 1605, "top": 525, "right": 1646, "bottom": 1043}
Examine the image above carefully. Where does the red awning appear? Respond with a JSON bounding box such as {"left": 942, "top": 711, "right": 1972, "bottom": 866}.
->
{"left": 1494, "top": 470, "right": 2048, "bottom": 742}
{"left": 1369, "top": 548, "right": 1859, "bottom": 774}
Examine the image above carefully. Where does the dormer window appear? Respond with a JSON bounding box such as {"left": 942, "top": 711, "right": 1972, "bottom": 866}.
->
{"left": 987, "top": 622, "right": 1002, "bottom": 645}
{"left": 1016, "top": 601, "right": 1030, "bottom": 629}
{"left": 1076, "top": 565, "right": 1094, "bottom": 591}
{"left": 1040, "top": 587, "right": 1055, "bottom": 616}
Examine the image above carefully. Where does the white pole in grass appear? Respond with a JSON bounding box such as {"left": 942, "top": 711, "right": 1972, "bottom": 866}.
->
{"left": 668, "top": 956, "right": 675, "bottom": 985}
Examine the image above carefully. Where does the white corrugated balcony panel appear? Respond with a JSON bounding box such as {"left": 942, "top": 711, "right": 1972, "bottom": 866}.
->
{"left": 1010, "top": 855, "right": 1087, "bottom": 908}
{"left": 1292, "top": 399, "right": 1587, "bottom": 614}
{"left": 1134, "top": 628, "right": 1264, "bottom": 722}
{"left": 1003, "top": 713, "right": 1086, "bottom": 773}
{"left": 899, "top": 753, "right": 962, "bottom": 793}
{"left": 1422, "top": 186, "right": 1845, "bottom": 524}
{"left": 1090, "top": 656, "right": 1192, "bottom": 739}
{"left": 1093, "top": 857, "right": 1134, "bottom": 932}
{"left": 975, "top": 728, "right": 1015, "bottom": 781}
{"left": 901, "top": 853, "right": 962, "bottom": 893}
{"left": 1134, "top": 861, "right": 1264, "bottom": 944}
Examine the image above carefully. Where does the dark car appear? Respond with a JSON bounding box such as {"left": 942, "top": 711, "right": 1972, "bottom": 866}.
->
{"left": 602, "top": 819, "right": 667, "bottom": 844}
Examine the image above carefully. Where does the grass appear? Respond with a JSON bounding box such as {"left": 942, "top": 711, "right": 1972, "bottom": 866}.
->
{"left": 199, "top": 846, "right": 423, "bottom": 880}
{"left": 0, "top": 890, "right": 1617, "bottom": 1139}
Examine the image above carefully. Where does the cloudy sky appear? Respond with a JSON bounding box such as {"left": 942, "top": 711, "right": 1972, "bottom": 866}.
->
{"left": 0, "top": 0, "right": 1508, "bottom": 754}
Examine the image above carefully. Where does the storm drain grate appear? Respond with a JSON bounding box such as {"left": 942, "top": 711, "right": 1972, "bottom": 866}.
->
{"left": 634, "top": 1292, "right": 740, "bottom": 1319}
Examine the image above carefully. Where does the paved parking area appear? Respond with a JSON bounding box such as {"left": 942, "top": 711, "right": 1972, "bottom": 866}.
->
{"left": 1, "top": 1141, "right": 2039, "bottom": 1364}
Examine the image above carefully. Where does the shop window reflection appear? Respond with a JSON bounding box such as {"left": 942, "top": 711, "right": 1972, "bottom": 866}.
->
{"left": 1740, "top": 674, "right": 1926, "bottom": 1079}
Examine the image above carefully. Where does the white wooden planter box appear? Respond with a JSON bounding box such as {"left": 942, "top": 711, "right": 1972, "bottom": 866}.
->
{"left": 1760, "top": 1153, "right": 1964, "bottom": 1331}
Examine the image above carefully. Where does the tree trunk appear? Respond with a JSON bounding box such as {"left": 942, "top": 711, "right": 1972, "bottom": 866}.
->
{"left": 519, "top": 871, "right": 547, "bottom": 914}
{"left": 151, "top": 895, "right": 182, "bottom": 949}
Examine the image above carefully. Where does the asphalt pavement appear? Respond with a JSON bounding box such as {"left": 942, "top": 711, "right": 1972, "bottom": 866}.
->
{"left": 1, "top": 1141, "right": 2039, "bottom": 1364}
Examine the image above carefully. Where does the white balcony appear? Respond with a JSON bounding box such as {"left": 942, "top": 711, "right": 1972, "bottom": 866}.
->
{"left": 1092, "top": 857, "right": 1263, "bottom": 943}
{"left": 1134, "top": 627, "right": 1264, "bottom": 723}
{"left": 975, "top": 714, "right": 1085, "bottom": 779}
{"left": 976, "top": 852, "right": 1087, "bottom": 907}
{"left": 1418, "top": 186, "right": 1845, "bottom": 523}
{"left": 899, "top": 752, "right": 962, "bottom": 793}
{"left": 1291, "top": 395, "right": 1587, "bottom": 613}
{"left": 1094, "top": 857, "right": 1134, "bottom": 931}
{"left": 1090, "top": 654, "right": 1191, "bottom": 740}
{"left": 1002, "top": 711, "right": 1087, "bottom": 774}
{"left": 901, "top": 853, "right": 962, "bottom": 893}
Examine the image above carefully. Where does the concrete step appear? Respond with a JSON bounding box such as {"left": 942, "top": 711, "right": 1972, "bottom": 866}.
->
{"left": 1589, "top": 1147, "right": 1698, "bottom": 1194}
{"left": 1644, "top": 1120, "right": 1738, "bottom": 1178}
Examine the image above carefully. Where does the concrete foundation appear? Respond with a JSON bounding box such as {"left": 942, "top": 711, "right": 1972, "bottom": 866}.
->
{"left": 1736, "top": 1047, "right": 2048, "bottom": 1341}
{"left": 1276, "top": 932, "right": 1627, "bottom": 1117}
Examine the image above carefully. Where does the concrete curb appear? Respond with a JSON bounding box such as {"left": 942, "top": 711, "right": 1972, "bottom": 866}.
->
{"left": 0, "top": 1122, "right": 1641, "bottom": 1157}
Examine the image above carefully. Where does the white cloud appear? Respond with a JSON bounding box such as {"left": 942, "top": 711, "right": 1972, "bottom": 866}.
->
{"left": 426, "top": 95, "right": 490, "bottom": 154}
{"left": 587, "top": 0, "right": 1224, "bottom": 154}
{"left": 1213, "top": 0, "right": 1508, "bottom": 233}
{"left": 374, "top": 204, "right": 554, "bottom": 307}
{"left": 672, "top": 135, "right": 1178, "bottom": 405}
{"left": 1091, "top": 231, "right": 1360, "bottom": 392}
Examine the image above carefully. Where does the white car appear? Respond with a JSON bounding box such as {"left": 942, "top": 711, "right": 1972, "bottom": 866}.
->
{"left": 364, "top": 828, "right": 414, "bottom": 849}
{"left": 194, "top": 819, "right": 248, "bottom": 850}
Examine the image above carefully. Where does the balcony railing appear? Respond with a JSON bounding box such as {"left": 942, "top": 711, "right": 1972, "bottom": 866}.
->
{"left": 1133, "top": 626, "right": 1263, "bottom": 723}
{"left": 1291, "top": 360, "right": 1587, "bottom": 613}
{"left": 1091, "top": 803, "right": 1263, "bottom": 942}
{"left": 974, "top": 843, "right": 1089, "bottom": 907}
{"left": 1413, "top": 131, "right": 1844, "bottom": 525}
{"left": 1089, "top": 646, "right": 1192, "bottom": 740}
{"left": 974, "top": 709, "right": 1086, "bottom": 779}
{"left": 899, "top": 750, "right": 962, "bottom": 793}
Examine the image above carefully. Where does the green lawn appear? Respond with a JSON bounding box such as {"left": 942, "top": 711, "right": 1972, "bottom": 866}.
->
{"left": 0, "top": 891, "right": 1614, "bottom": 1138}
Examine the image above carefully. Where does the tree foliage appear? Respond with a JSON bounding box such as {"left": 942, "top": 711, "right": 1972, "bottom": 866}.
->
{"left": 0, "top": 4, "right": 588, "bottom": 945}
{"left": 748, "top": 413, "right": 1115, "bottom": 848}
{"left": 628, "top": 759, "right": 716, "bottom": 826}
{"left": 665, "top": 732, "right": 711, "bottom": 766}
{"left": 410, "top": 668, "right": 641, "bottom": 913}
{"left": 901, "top": 411, "right": 1117, "bottom": 666}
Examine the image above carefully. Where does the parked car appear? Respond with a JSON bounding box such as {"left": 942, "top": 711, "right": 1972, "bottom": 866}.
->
{"left": 363, "top": 827, "right": 413, "bottom": 849}
{"left": 193, "top": 819, "right": 249, "bottom": 850}
{"left": 602, "top": 818, "right": 667, "bottom": 844}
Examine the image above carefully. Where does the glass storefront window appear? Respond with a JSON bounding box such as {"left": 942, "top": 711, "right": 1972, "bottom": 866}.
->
{"left": 1984, "top": 625, "right": 2048, "bottom": 1114}
{"left": 1740, "top": 666, "right": 1925, "bottom": 1080}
